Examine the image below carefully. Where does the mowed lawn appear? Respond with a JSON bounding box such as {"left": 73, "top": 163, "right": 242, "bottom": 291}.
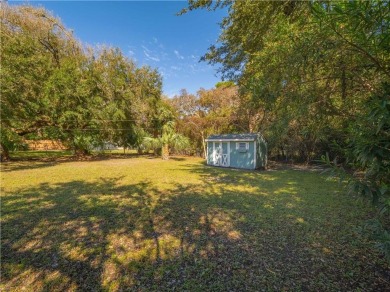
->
{"left": 1, "top": 155, "right": 388, "bottom": 291}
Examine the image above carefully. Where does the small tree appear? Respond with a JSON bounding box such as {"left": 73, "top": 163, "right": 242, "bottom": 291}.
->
{"left": 160, "top": 121, "right": 190, "bottom": 159}
{"left": 142, "top": 121, "right": 190, "bottom": 160}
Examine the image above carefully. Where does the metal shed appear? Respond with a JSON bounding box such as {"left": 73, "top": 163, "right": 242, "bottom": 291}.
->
{"left": 205, "top": 133, "right": 267, "bottom": 170}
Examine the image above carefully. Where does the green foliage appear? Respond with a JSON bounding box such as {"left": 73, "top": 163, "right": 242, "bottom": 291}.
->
{"left": 348, "top": 83, "right": 390, "bottom": 260}
{"left": 363, "top": 218, "right": 390, "bottom": 263}
{"left": 169, "top": 85, "right": 241, "bottom": 157}
{"left": 142, "top": 136, "right": 162, "bottom": 153}
{"left": 142, "top": 132, "right": 190, "bottom": 159}
{"left": 0, "top": 4, "right": 164, "bottom": 158}
{"left": 215, "top": 80, "right": 235, "bottom": 88}
{"left": 0, "top": 127, "right": 22, "bottom": 160}
{"left": 349, "top": 84, "right": 390, "bottom": 204}
{"left": 142, "top": 102, "right": 191, "bottom": 159}
{"left": 323, "top": 82, "right": 390, "bottom": 260}
{"left": 184, "top": 0, "right": 389, "bottom": 162}
{"left": 0, "top": 5, "right": 63, "bottom": 159}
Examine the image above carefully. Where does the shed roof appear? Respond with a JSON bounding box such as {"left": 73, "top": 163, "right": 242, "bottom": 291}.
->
{"left": 206, "top": 133, "right": 260, "bottom": 141}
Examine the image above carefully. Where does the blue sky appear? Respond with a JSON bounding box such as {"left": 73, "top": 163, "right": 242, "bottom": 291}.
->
{"left": 11, "top": 1, "right": 227, "bottom": 97}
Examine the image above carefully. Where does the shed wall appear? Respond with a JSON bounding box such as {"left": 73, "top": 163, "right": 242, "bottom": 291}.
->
{"left": 229, "top": 141, "right": 255, "bottom": 169}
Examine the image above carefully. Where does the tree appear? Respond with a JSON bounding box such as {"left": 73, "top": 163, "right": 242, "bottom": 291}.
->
{"left": 169, "top": 89, "right": 205, "bottom": 156}
{"left": 169, "top": 84, "right": 242, "bottom": 157}
{"left": 143, "top": 99, "right": 190, "bottom": 160}
{"left": 1, "top": 4, "right": 164, "bottom": 159}
{"left": 91, "top": 47, "right": 162, "bottom": 153}
{"left": 0, "top": 4, "right": 80, "bottom": 159}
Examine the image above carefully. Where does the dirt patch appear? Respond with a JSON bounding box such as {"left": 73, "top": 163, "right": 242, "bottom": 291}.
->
{"left": 266, "top": 161, "right": 327, "bottom": 172}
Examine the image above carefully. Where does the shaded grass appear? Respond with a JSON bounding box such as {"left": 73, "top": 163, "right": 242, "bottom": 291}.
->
{"left": 2, "top": 150, "right": 152, "bottom": 173}
{"left": 9, "top": 149, "right": 143, "bottom": 161}
{"left": 10, "top": 150, "right": 73, "bottom": 160}
{"left": 1, "top": 157, "right": 389, "bottom": 291}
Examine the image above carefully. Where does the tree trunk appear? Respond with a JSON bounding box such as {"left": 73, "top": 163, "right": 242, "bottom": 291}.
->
{"left": 0, "top": 143, "right": 10, "bottom": 162}
{"left": 201, "top": 131, "right": 206, "bottom": 158}
{"left": 161, "top": 143, "right": 169, "bottom": 160}
{"left": 74, "top": 147, "right": 89, "bottom": 156}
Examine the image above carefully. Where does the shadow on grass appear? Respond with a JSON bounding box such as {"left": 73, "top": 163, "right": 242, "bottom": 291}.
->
{"left": 1, "top": 161, "right": 61, "bottom": 172}
{"left": 2, "top": 152, "right": 156, "bottom": 172}
{"left": 1, "top": 163, "right": 389, "bottom": 291}
{"left": 168, "top": 157, "right": 187, "bottom": 162}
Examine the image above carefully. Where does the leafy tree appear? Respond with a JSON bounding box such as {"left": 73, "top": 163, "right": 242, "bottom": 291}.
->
{"left": 1, "top": 4, "right": 164, "bottom": 159}
{"left": 169, "top": 84, "right": 242, "bottom": 157}
{"left": 43, "top": 55, "right": 104, "bottom": 155}
{"left": 215, "top": 80, "right": 235, "bottom": 88}
{"left": 325, "top": 83, "right": 390, "bottom": 261}
{"left": 143, "top": 99, "right": 190, "bottom": 160}
{"left": 169, "top": 89, "right": 205, "bottom": 155}
{"left": 0, "top": 4, "right": 79, "bottom": 159}
{"left": 93, "top": 47, "right": 140, "bottom": 152}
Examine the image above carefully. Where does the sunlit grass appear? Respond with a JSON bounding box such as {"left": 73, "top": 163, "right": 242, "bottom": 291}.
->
{"left": 1, "top": 156, "right": 388, "bottom": 291}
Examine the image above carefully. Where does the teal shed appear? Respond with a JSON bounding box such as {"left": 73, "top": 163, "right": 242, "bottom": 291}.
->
{"left": 205, "top": 133, "right": 267, "bottom": 170}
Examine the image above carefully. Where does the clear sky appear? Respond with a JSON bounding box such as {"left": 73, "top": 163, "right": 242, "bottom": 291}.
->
{"left": 11, "top": 1, "right": 227, "bottom": 97}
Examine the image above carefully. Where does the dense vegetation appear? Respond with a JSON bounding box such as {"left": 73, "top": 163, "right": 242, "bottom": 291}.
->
{"left": 179, "top": 1, "right": 389, "bottom": 160}
{"left": 1, "top": 4, "right": 186, "bottom": 160}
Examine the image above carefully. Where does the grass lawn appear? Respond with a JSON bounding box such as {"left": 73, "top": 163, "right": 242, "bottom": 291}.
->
{"left": 1, "top": 155, "right": 389, "bottom": 291}
{"left": 9, "top": 149, "right": 141, "bottom": 161}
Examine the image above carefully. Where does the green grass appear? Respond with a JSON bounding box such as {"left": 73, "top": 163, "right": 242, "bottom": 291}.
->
{"left": 1, "top": 156, "right": 388, "bottom": 291}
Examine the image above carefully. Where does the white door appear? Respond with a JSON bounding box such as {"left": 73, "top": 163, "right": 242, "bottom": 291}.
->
{"left": 221, "top": 142, "right": 230, "bottom": 167}
{"left": 213, "top": 142, "right": 229, "bottom": 167}
{"left": 213, "top": 142, "right": 222, "bottom": 165}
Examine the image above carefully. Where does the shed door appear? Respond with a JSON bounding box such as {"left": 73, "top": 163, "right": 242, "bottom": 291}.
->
{"left": 221, "top": 142, "right": 230, "bottom": 167}
{"left": 213, "top": 142, "right": 230, "bottom": 167}
{"left": 213, "top": 142, "right": 221, "bottom": 166}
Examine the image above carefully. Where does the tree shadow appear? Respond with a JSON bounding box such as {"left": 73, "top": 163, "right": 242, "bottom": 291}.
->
{"left": 1, "top": 161, "right": 61, "bottom": 172}
{"left": 1, "top": 164, "right": 389, "bottom": 291}
{"left": 2, "top": 177, "right": 155, "bottom": 290}
{"left": 168, "top": 157, "right": 186, "bottom": 161}
{"left": 1, "top": 153, "right": 157, "bottom": 172}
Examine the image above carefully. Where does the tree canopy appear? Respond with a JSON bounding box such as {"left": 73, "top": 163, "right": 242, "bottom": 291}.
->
{"left": 1, "top": 4, "right": 164, "bottom": 159}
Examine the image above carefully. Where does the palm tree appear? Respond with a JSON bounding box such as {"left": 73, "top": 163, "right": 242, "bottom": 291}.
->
{"left": 143, "top": 121, "right": 189, "bottom": 160}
